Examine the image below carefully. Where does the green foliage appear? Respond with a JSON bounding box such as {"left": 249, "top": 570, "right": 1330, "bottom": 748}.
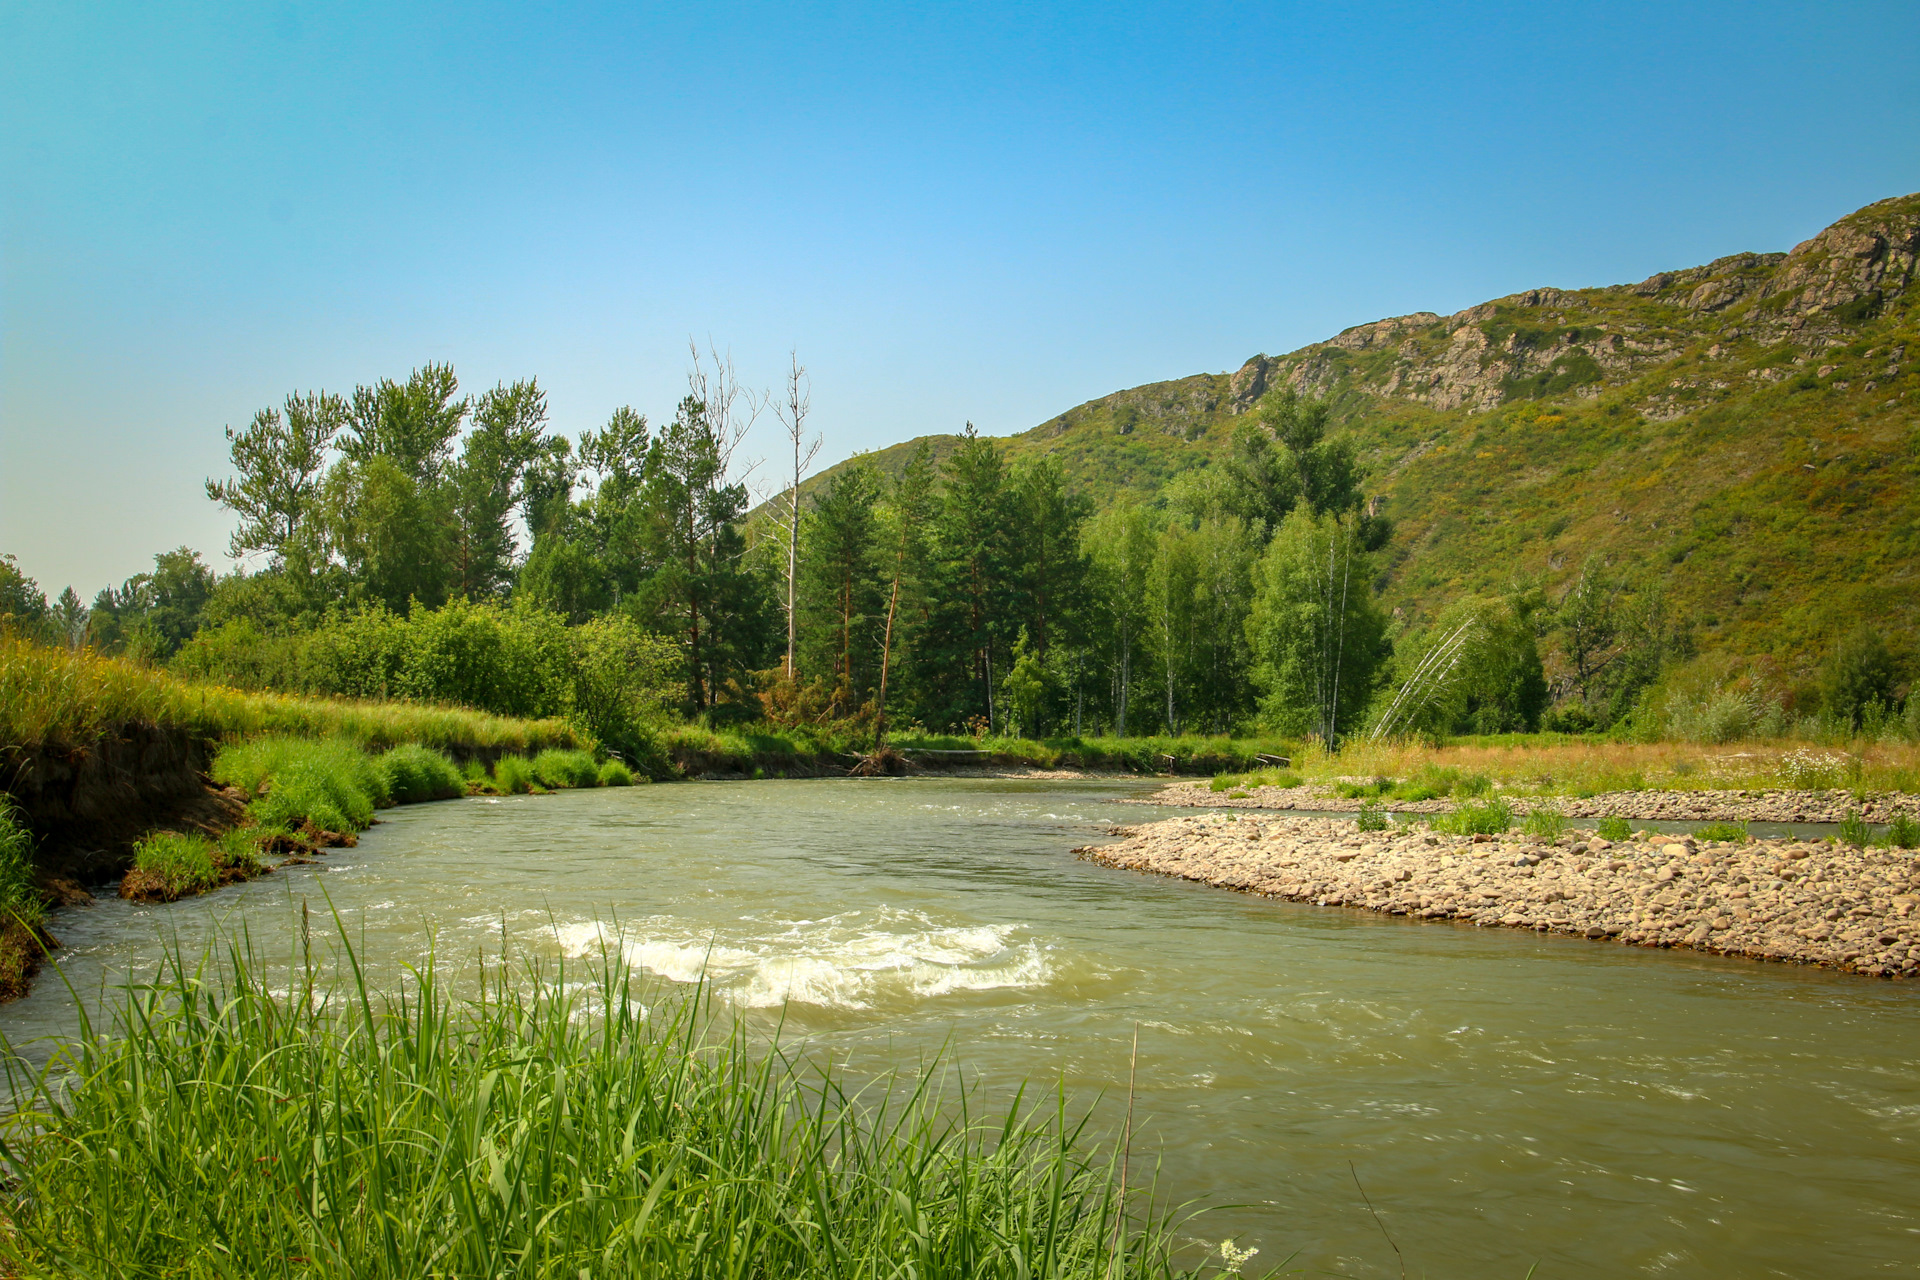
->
{"left": 1884, "top": 811, "right": 1920, "bottom": 849}
{"left": 0, "top": 801, "right": 42, "bottom": 931}
{"left": 214, "top": 737, "right": 386, "bottom": 834}
{"left": 1694, "top": 820, "right": 1751, "bottom": 843}
{"left": 1247, "top": 508, "right": 1391, "bottom": 739}
{"left": 531, "top": 749, "right": 600, "bottom": 789}
{"left": 1433, "top": 797, "right": 1514, "bottom": 835}
{"left": 596, "top": 758, "right": 635, "bottom": 786}
{"left": 1597, "top": 815, "right": 1634, "bottom": 841}
{"left": 1819, "top": 625, "right": 1903, "bottom": 730}
{"left": 0, "top": 939, "right": 1203, "bottom": 1278}
{"left": 126, "top": 830, "right": 260, "bottom": 900}
{"left": 377, "top": 744, "right": 465, "bottom": 805}
{"left": 1522, "top": 806, "right": 1566, "bottom": 841}
{"left": 492, "top": 755, "right": 538, "bottom": 794}
{"left": 1839, "top": 809, "right": 1871, "bottom": 848}
{"left": 4, "top": 635, "right": 582, "bottom": 756}
{"left": 1356, "top": 800, "right": 1388, "bottom": 831}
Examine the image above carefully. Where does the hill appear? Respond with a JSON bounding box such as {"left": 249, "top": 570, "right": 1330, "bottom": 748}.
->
{"left": 796, "top": 193, "right": 1920, "bottom": 665}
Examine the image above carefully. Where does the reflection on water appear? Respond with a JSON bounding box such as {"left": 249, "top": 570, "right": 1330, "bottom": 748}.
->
{"left": 7, "top": 778, "right": 1919, "bottom": 1277}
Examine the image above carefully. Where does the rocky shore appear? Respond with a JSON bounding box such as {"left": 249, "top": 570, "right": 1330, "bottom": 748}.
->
{"left": 1140, "top": 780, "right": 1920, "bottom": 825}
{"left": 1078, "top": 812, "right": 1920, "bottom": 978}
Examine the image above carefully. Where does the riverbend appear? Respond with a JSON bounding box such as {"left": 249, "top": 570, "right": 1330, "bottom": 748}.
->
{"left": 11, "top": 778, "right": 1920, "bottom": 1276}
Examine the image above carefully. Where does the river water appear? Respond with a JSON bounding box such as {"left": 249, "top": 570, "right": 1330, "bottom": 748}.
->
{"left": 8, "top": 778, "right": 1919, "bottom": 1277}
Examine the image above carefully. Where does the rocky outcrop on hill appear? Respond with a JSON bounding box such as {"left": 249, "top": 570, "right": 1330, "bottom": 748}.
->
{"left": 1219, "top": 192, "right": 1920, "bottom": 419}
{"left": 1080, "top": 812, "right": 1920, "bottom": 978}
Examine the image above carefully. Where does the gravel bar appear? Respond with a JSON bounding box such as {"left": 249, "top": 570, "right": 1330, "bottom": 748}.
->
{"left": 1077, "top": 812, "right": 1920, "bottom": 979}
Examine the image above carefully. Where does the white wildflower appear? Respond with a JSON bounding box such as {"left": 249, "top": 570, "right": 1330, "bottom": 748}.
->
{"left": 1217, "top": 1238, "right": 1258, "bottom": 1273}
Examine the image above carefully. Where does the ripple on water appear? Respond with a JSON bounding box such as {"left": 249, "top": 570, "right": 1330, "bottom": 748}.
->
{"left": 548, "top": 906, "right": 1056, "bottom": 1010}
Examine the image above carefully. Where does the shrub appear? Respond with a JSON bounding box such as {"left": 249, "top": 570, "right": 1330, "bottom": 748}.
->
{"left": 1839, "top": 809, "right": 1871, "bottom": 849}
{"left": 1356, "top": 800, "right": 1388, "bottom": 832}
{"left": 596, "top": 758, "right": 635, "bottom": 787}
{"left": 214, "top": 737, "right": 386, "bottom": 835}
{"left": 1885, "top": 811, "right": 1920, "bottom": 850}
{"left": 1694, "top": 820, "right": 1750, "bottom": 844}
{"left": 531, "top": 749, "right": 600, "bottom": 790}
{"left": 1434, "top": 798, "right": 1513, "bottom": 835}
{"left": 377, "top": 744, "right": 465, "bottom": 805}
{"left": 493, "top": 755, "right": 538, "bottom": 794}
{"left": 1597, "top": 815, "right": 1633, "bottom": 842}
{"left": 1522, "top": 806, "right": 1566, "bottom": 841}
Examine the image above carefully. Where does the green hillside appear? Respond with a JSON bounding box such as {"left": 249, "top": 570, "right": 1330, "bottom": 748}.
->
{"left": 802, "top": 193, "right": 1920, "bottom": 668}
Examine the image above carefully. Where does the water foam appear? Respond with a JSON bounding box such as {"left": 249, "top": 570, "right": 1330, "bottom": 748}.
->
{"left": 549, "top": 908, "right": 1052, "bottom": 1010}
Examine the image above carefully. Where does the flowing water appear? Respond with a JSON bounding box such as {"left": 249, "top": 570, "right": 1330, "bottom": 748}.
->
{"left": 8, "top": 778, "right": 1919, "bottom": 1277}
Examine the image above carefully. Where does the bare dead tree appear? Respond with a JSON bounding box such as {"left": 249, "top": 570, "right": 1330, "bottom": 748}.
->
{"left": 769, "top": 353, "right": 820, "bottom": 680}
{"left": 685, "top": 338, "right": 765, "bottom": 480}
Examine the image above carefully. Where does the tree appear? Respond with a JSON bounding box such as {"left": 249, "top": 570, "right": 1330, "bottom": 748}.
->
{"left": 801, "top": 460, "right": 883, "bottom": 688}
{"left": 340, "top": 363, "right": 467, "bottom": 486}
{"left": 1820, "top": 625, "right": 1902, "bottom": 728}
{"left": 49, "top": 586, "right": 89, "bottom": 652}
{"left": 448, "top": 379, "right": 552, "bottom": 598}
{"left": 873, "top": 442, "right": 938, "bottom": 743}
{"left": 1557, "top": 559, "right": 1620, "bottom": 705}
{"left": 205, "top": 390, "right": 345, "bottom": 568}
{"left": 770, "top": 354, "right": 821, "bottom": 679}
{"left": 1220, "top": 390, "right": 1389, "bottom": 548}
{"left": 634, "top": 375, "right": 767, "bottom": 713}
{"left": 0, "top": 554, "right": 48, "bottom": 634}
{"left": 932, "top": 425, "right": 1013, "bottom": 730}
{"left": 1246, "top": 508, "right": 1391, "bottom": 740}
{"left": 90, "top": 547, "right": 215, "bottom": 659}
{"left": 1083, "top": 499, "right": 1156, "bottom": 736}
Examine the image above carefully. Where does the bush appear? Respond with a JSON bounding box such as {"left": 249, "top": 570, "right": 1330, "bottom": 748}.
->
{"left": 1433, "top": 798, "right": 1513, "bottom": 835}
{"left": 1522, "top": 806, "right": 1565, "bottom": 841}
{"left": 1356, "top": 800, "right": 1388, "bottom": 832}
{"left": 1694, "top": 820, "right": 1750, "bottom": 844}
{"left": 1597, "top": 815, "right": 1634, "bottom": 842}
{"left": 493, "top": 755, "right": 538, "bottom": 794}
{"left": 214, "top": 737, "right": 386, "bottom": 835}
{"left": 531, "top": 749, "right": 600, "bottom": 790}
{"left": 597, "top": 759, "right": 635, "bottom": 787}
{"left": 377, "top": 744, "right": 465, "bottom": 805}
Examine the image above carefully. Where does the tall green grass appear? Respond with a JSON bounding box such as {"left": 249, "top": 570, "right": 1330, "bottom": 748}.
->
{"left": 213, "top": 737, "right": 387, "bottom": 833}
{"left": 1431, "top": 798, "right": 1514, "bottom": 836}
{"left": 0, "top": 937, "right": 1213, "bottom": 1278}
{"left": 124, "top": 829, "right": 262, "bottom": 900}
{"left": 532, "top": 748, "right": 600, "bottom": 789}
{"left": 0, "top": 800, "right": 41, "bottom": 933}
{"left": 2, "top": 634, "right": 583, "bottom": 754}
{"left": 378, "top": 743, "right": 466, "bottom": 804}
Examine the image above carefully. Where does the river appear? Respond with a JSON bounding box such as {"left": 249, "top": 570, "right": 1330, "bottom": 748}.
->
{"left": 8, "top": 778, "right": 1918, "bottom": 1277}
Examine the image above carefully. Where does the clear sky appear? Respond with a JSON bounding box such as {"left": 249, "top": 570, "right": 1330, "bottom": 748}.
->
{"left": 4, "top": 1, "right": 1917, "bottom": 596}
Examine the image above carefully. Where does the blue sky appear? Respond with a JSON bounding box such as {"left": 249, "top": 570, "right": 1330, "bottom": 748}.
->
{"left": 4, "top": 0, "right": 1917, "bottom": 594}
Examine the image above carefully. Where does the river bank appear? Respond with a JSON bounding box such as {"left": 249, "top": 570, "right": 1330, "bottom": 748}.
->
{"left": 1140, "top": 778, "right": 1920, "bottom": 824}
{"left": 1078, "top": 811, "right": 1920, "bottom": 978}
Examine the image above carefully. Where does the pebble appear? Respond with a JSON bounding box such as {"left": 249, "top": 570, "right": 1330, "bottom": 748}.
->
{"left": 1075, "top": 813, "right": 1920, "bottom": 979}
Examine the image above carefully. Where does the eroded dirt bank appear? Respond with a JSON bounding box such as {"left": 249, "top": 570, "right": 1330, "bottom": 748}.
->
{"left": 1078, "top": 813, "right": 1920, "bottom": 978}
{"left": 1140, "top": 780, "right": 1920, "bottom": 824}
